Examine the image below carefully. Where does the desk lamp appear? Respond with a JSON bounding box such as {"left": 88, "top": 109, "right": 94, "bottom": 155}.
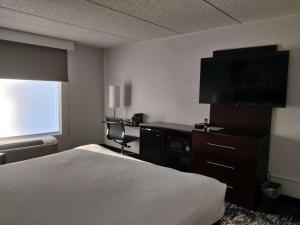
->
{"left": 108, "top": 85, "right": 120, "bottom": 117}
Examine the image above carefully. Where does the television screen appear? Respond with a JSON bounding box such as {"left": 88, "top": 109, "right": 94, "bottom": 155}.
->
{"left": 199, "top": 51, "right": 289, "bottom": 107}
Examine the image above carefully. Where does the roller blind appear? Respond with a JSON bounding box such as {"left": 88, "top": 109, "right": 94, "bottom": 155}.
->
{"left": 0, "top": 39, "right": 68, "bottom": 81}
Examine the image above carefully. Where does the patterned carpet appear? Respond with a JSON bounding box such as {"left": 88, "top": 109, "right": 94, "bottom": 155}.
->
{"left": 221, "top": 203, "right": 300, "bottom": 225}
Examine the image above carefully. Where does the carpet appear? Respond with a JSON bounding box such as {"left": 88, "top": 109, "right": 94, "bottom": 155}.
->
{"left": 221, "top": 203, "right": 300, "bottom": 225}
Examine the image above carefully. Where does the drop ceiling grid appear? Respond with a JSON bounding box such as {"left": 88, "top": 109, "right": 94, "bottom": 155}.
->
{"left": 1, "top": 0, "right": 300, "bottom": 47}
{"left": 0, "top": 0, "right": 176, "bottom": 41}
{"left": 0, "top": 7, "right": 131, "bottom": 47}
{"left": 90, "top": 0, "right": 238, "bottom": 33}
{"left": 207, "top": 0, "right": 300, "bottom": 22}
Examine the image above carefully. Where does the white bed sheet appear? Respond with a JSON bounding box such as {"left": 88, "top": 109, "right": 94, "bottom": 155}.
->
{"left": 0, "top": 144, "right": 226, "bottom": 225}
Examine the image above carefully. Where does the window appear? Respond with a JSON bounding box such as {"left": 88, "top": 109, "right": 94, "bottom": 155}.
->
{"left": 0, "top": 79, "right": 61, "bottom": 139}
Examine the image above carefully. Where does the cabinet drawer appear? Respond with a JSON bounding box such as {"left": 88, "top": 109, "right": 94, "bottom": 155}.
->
{"left": 198, "top": 159, "right": 237, "bottom": 187}
{"left": 197, "top": 159, "right": 256, "bottom": 207}
{"left": 192, "top": 130, "right": 264, "bottom": 209}
{"left": 196, "top": 159, "right": 253, "bottom": 187}
{"left": 194, "top": 145, "right": 256, "bottom": 174}
{"left": 193, "top": 131, "right": 256, "bottom": 162}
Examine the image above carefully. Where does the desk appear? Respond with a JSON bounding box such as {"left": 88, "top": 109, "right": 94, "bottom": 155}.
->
{"left": 140, "top": 121, "right": 193, "bottom": 132}
{"left": 101, "top": 120, "right": 139, "bottom": 127}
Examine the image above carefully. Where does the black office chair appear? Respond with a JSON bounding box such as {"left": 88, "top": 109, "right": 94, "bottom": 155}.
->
{"left": 106, "top": 117, "right": 139, "bottom": 154}
{"left": 0, "top": 153, "right": 7, "bottom": 165}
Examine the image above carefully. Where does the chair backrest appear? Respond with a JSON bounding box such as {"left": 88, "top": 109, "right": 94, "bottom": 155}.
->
{"left": 0, "top": 153, "right": 6, "bottom": 165}
{"left": 106, "top": 117, "right": 125, "bottom": 141}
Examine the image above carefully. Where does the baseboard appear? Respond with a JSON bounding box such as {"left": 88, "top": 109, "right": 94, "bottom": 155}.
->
{"left": 271, "top": 175, "right": 300, "bottom": 184}
{"left": 279, "top": 195, "right": 300, "bottom": 206}
{"left": 278, "top": 195, "right": 300, "bottom": 218}
{"left": 271, "top": 175, "right": 300, "bottom": 200}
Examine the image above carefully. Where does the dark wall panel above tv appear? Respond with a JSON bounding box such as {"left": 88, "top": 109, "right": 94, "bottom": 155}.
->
{"left": 213, "top": 45, "right": 277, "bottom": 58}
{"left": 210, "top": 104, "right": 272, "bottom": 134}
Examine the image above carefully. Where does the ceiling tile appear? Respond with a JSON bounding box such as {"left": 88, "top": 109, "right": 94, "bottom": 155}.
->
{"left": 0, "top": 7, "right": 131, "bottom": 47}
{"left": 91, "top": 0, "right": 238, "bottom": 33}
{"left": 0, "top": 0, "right": 176, "bottom": 41}
{"left": 1, "top": 0, "right": 300, "bottom": 48}
{"left": 207, "top": 0, "right": 300, "bottom": 22}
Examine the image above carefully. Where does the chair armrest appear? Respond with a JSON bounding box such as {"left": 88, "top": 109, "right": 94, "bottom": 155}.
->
{"left": 106, "top": 121, "right": 122, "bottom": 124}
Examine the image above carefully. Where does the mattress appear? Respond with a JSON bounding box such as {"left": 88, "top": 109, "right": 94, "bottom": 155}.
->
{"left": 0, "top": 144, "right": 226, "bottom": 225}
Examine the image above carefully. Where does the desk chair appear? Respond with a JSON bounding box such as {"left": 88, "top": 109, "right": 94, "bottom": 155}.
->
{"left": 0, "top": 153, "right": 6, "bottom": 165}
{"left": 105, "top": 117, "right": 139, "bottom": 154}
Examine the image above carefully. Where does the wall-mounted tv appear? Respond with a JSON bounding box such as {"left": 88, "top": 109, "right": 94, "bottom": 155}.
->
{"left": 199, "top": 51, "right": 289, "bottom": 107}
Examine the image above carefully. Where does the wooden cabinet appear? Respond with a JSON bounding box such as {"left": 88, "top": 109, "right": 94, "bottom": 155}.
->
{"left": 139, "top": 122, "right": 193, "bottom": 170}
{"left": 192, "top": 130, "right": 270, "bottom": 209}
{"left": 139, "top": 121, "right": 271, "bottom": 209}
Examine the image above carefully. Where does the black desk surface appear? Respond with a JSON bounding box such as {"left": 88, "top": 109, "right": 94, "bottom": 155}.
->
{"left": 140, "top": 121, "right": 269, "bottom": 139}
{"left": 101, "top": 120, "right": 138, "bottom": 127}
{"left": 193, "top": 128, "right": 269, "bottom": 139}
{"left": 140, "top": 121, "right": 194, "bottom": 133}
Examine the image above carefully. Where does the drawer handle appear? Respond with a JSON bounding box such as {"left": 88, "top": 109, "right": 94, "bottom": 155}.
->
{"left": 206, "top": 161, "right": 235, "bottom": 170}
{"left": 227, "top": 185, "right": 234, "bottom": 189}
{"left": 207, "top": 142, "right": 236, "bottom": 150}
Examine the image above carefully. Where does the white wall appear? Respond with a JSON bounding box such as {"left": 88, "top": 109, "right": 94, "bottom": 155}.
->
{"left": 0, "top": 28, "right": 103, "bottom": 149}
{"left": 104, "top": 14, "right": 300, "bottom": 198}
{"left": 57, "top": 44, "right": 104, "bottom": 150}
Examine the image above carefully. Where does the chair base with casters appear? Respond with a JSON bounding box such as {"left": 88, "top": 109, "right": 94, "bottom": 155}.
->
{"left": 113, "top": 135, "right": 139, "bottom": 155}
{"left": 105, "top": 117, "right": 139, "bottom": 155}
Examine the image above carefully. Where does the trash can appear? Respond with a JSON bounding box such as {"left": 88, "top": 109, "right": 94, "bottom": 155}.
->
{"left": 261, "top": 181, "right": 282, "bottom": 213}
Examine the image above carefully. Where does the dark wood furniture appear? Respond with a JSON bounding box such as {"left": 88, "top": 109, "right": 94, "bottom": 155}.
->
{"left": 139, "top": 122, "right": 193, "bottom": 171}
{"left": 209, "top": 104, "right": 272, "bottom": 133}
{"left": 192, "top": 129, "right": 270, "bottom": 209}
{"left": 192, "top": 104, "right": 272, "bottom": 209}
{"left": 140, "top": 105, "right": 272, "bottom": 209}
{"left": 193, "top": 46, "right": 275, "bottom": 208}
{"left": 213, "top": 45, "right": 277, "bottom": 58}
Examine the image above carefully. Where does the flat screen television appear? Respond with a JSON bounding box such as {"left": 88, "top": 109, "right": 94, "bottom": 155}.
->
{"left": 199, "top": 51, "right": 289, "bottom": 107}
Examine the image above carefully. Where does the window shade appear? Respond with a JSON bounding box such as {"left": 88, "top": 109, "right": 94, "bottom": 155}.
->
{"left": 0, "top": 39, "right": 68, "bottom": 81}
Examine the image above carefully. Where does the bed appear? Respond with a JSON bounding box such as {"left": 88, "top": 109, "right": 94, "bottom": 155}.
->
{"left": 0, "top": 144, "right": 226, "bottom": 225}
